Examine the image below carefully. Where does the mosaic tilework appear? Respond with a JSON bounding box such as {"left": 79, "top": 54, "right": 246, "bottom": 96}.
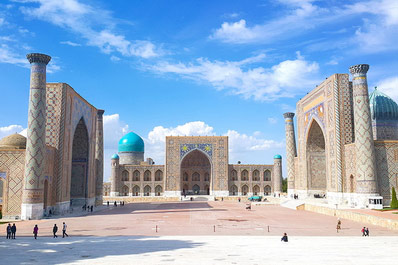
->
{"left": 45, "top": 84, "right": 63, "bottom": 147}
{"left": 24, "top": 59, "right": 49, "bottom": 204}
{"left": 0, "top": 151, "right": 25, "bottom": 217}
{"left": 180, "top": 143, "right": 213, "bottom": 159}
{"left": 95, "top": 110, "right": 104, "bottom": 203}
{"left": 71, "top": 96, "right": 93, "bottom": 137}
{"left": 283, "top": 113, "right": 297, "bottom": 190}
{"left": 350, "top": 65, "right": 377, "bottom": 193}
{"left": 375, "top": 142, "right": 398, "bottom": 200}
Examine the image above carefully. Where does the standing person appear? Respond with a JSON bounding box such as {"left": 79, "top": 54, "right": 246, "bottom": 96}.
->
{"left": 336, "top": 219, "right": 341, "bottom": 232}
{"left": 33, "top": 225, "right": 38, "bottom": 239}
{"left": 281, "top": 233, "right": 288, "bottom": 242}
{"left": 114, "top": 201, "right": 117, "bottom": 207}
{"left": 107, "top": 201, "right": 109, "bottom": 207}
{"left": 6, "top": 224, "right": 11, "bottom": 239}
{"left": 361, "top": 227, "right": 366, "bottom": 236}
{"left": 91, "top": 205, "right": 93, "bottom": 212}
{"left": 365, "top": 227, "right": 369, "bottom": 236}
{"left": 53, "top": 224, "right": 58, "bottom": 238}
{"left": 62, "top": 222, "right": 69, "bottom": 238}
{"left": 238, "top": 197, "right": 241, "bottom": 203}
{"left": 11, "top": 223, "right": 16, "bottom": 239}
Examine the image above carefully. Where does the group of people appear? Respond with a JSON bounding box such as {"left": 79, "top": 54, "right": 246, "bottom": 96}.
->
{"left": 6, "top": 223, "right": 17, "bottom": 239}
{"left": 33, "top": 222, "right": 69, "bottom": 240}
{"left": 82, "top": 204, "right": 94, "bottom": 212}
{"left": 361, "top": 227, "right": 370, "bottom": 236}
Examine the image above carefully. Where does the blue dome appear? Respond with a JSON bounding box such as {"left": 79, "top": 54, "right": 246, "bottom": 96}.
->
{"left": 274, "top": 154, "right": 282, "bottom": 159}
{"left": 369, "top": 89, "right": 398, "bottom": 120}
{"left": 118, "top": 132, "right": 144, "bottom": 152}
{"left": 111, "top": 154, "right": 119, "bottom": 159}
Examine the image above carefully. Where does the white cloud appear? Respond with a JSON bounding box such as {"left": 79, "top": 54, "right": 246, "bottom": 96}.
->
{"left": 151, "top": 52, "right": 320, "bottom": 101}
{"left": 17, "top": 0, "right": 161, "bottom": 58}
{"left": 0, "top": 44, "right": 28, "bottom": 67}
{"left": 60, "top": 40, "right": 81, "bottom": 47}
{"left": 110, "top": 55, "right": 120, "bottom": 62}
{"left": 0, "top": 125, "right": 25, "bottom": 139}
{"left": 268, "top": 117, "right": 277, "bottom": 124}
{"left": 377, "top": 76, "right": 398, "bottom": 102}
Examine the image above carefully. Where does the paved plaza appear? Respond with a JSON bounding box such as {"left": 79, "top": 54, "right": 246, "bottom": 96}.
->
{"left": 1, "top": 201, "right": 397, "bottom": 264}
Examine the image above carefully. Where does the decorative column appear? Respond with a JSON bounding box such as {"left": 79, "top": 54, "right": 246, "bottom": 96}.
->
{"left": 110, "top": 155, "right": 120, "bottom": 197}
{"left": 21, "top": 53, "right": 51, "bottom": 220}
{"left": 283, "top": 112, "right": 297, "bottom": 195}
{"left": 273, "top": 155, "right": 282, "bottom": 194}
{"left": 349, "top": 64, "right": 378, "bottom": 194}
{"left": 95, "top": 109, "right": 105, "bottom": 205}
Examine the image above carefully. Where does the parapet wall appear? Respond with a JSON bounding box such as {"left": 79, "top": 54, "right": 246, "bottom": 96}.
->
{"left": 298, "top": 203, "right": 398, "bottom": 230}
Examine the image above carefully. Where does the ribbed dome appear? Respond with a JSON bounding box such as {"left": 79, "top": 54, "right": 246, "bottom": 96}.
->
{"left": 369, "top": 89, "right": 398, "bottom": 120}
{"left": 274, "top": 154, "right": 282, "bottom": 159}
{"left": 0, "top": 133, "right": 27, "bottom": 149}
{"left": 118, "top": 132, "right": 144, "bottom": 152}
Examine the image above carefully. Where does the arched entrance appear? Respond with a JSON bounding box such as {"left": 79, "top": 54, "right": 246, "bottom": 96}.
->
{"left": 229, "top": 185, "right": 238, "bottom": 196}
{"left": 70, "top": 118, "right": 89, "bottom": 206}
{"left": 180, "top": 149, "right": 211, "bottom": 195}
{"left": 306, "top": 120, "right": 327, "bottom": 191}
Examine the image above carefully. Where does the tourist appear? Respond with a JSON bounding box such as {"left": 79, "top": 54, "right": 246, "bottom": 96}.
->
{"left": 361, "top": 227, "right": 366, "bottom": 236}
{"left": 62, "top": 222, "right": 69, "bottom": 238}
{"left": 114, "top": 201, "right": 117, "bottom": 207}
{"left": 53, "top": 224, "right": 58, "bottom": 238}
{"left": 107, "top": 201, "right": 109, "bottom": 206}
{"left": 238, "top": 197, "right": 241, "bottom": 202}
{"left": 281, "top": 233, "right": 288, "bottom": 242}
{"left": 6, "top": 223, "right": 11, "bottom": 239}
{"left": 365, "top": 227, "right": 369, "bottom": 236}
{"left": 33, "top": 225, "right": 38, "bottom": 239}
{"left": 11, "top": 223, "right": 16, "bottom": 239}
{"left": 91, "top": 205, "right": 93, "bottom": 212}
{"left": 336, "top": 219, "right": 341, "bottom": 232}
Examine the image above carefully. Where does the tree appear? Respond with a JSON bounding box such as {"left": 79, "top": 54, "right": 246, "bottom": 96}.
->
{"left": 391, "top": 187, "right": 398, "bottom": 209}
{"left": 282, "top": 178, "right": 287, "bottom": 193}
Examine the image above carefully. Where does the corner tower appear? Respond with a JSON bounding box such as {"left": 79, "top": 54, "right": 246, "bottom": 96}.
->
{"left": 273, "top": 154, "right": 282, "bottom": 195}
{"left": 21, "top": 53, "right": 51, "bottom": 220}
{"left": 349, "top": 64, "right": 378, "bottom": 196}
{"left": 283, "top": 112, "right": 297, "bottom": 195}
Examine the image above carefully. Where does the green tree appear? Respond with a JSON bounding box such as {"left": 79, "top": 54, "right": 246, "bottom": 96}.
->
{"left": 282, "top": 178, "right": 287, "bottom": 193}
{"left": 391, "top": 187, "right": 398, "bottom": 209}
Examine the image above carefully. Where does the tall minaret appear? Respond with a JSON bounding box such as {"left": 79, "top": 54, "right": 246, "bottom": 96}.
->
{"left": 110, "top": 154, "right": 120, "bottom": 197}
{"left": 273, "top": 154, "right": 283, "bottom": 195}
{"left": 21, "top": 53, "right": 51, "bottom": 220}
{"left": 283, "top": 112, "right": 297, "bottom": 195}
{"left": 95, "top": 109, "right": 105, "bottom": 205}
{"left": 349, "top": 64, "right": 378, "bottom": 195}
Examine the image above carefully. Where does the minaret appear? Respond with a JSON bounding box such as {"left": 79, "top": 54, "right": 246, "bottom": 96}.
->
{"left": 349, "top": 64, "right": 377, "bottom": 195}
{"left": 95, "top": 109, "right": 105, "bottom": 205}
{"left": 110, "top": 154, "right": 120, "bottom": 197}
{"left": 273, "top": 155, "right": 283, "bottom": 195}
{"left": 21, "top": 53, "right": 51, "bottom": 220}
{"left": 283, "top": 112, "right": 297, "bottom": 195}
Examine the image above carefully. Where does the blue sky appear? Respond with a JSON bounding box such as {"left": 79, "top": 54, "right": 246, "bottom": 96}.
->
{"left": 1, "top": 0, "right": 398, "bottom": 181}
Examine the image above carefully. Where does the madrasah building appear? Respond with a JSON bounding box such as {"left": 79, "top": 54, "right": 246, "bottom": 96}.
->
{"left": 284, "top": 64, "right": 398, "bottom": 208}
{"left": 0, "top": 53, "right": 104, "bottom": 220}
{"left": 108, "top": 134, "right": 283, "bottom": 198}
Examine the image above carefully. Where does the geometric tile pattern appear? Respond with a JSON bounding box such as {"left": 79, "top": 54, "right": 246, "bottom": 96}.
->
{"left": 24, "top": 57, "right": 50, "bottom": 204}
{"left": 0, "top": 150, "right": 25, "bottom": 217}
{"left": 283, "top": 112, "right": 297, "bottom": 190}
{"left": 375, "top": 142, "right": 398, "bottom": 200}
{"left": 350, "top": 64, "right": 377, "bottom": 193}
{"left": 180, "top": 143, "right": 213, "bottom": 159}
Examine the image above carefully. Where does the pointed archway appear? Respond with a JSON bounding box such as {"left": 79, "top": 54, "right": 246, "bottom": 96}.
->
{"left": 180, "top": 149, "right": 211, "bottom": 195}
{"left": 306, "top": 120, "right": 327, "bottom": 191}
{"left": 70, "top": 118, "right": 89, "bottom": 206}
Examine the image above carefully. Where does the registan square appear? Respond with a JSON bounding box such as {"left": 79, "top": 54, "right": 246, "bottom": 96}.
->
{"left": 1, "top": 1, "right": 398, "bottom": 264}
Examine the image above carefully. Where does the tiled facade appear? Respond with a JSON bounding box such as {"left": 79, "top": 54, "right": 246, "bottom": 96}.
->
{"left": 109, "top": 136, "right": 283, "bottom": 198}
{"left": 284, "top": 65, "right": 398, "bottom": 207}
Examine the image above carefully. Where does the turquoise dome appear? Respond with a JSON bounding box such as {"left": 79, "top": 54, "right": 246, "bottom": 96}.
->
{"left": 369, "top": 89, "right": 398, "bottom": 120}
{"left": 111, "top": 154, "right": 119, "bottom": 159}
{"left": 274, "top": 154, "right": 282, "bottom": 159}
{"left": 118, "top": 132, "right": 144, "bottom": 152}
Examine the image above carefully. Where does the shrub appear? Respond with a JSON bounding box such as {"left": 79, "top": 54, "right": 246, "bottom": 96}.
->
{"left": 391, "top": 187, "right": 398, "bottom": 209}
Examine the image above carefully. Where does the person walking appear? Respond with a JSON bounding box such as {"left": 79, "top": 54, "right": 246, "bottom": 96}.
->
{"left": 365, "top": 227, "right": 369, "bottom": 236}
{"left": 281, "top": 233, "right": 288, "bottom": 242}
{"left": 361, "top": 227, "right": 366, "bottom": 236}
{"left": 62, "top": 222, "right": 69, "bottom": 238}
{"left": 6, "top": 224, "right": 11, "bottom": 239}
{"left": 11, "top": 223, "right": 16, "bottom": 239}
{"left": 53, "top": 224, "right": 58, "bottom": 238}
{"left": 33, "top": 225, "right": 38, "bottom": 239}
{"left": 91, "top": 205, "right": 93, "bottom": 212}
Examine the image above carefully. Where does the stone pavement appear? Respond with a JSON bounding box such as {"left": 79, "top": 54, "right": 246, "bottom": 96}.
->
{"left": 1, "top": 235, "right": 397, "bottom": 265}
